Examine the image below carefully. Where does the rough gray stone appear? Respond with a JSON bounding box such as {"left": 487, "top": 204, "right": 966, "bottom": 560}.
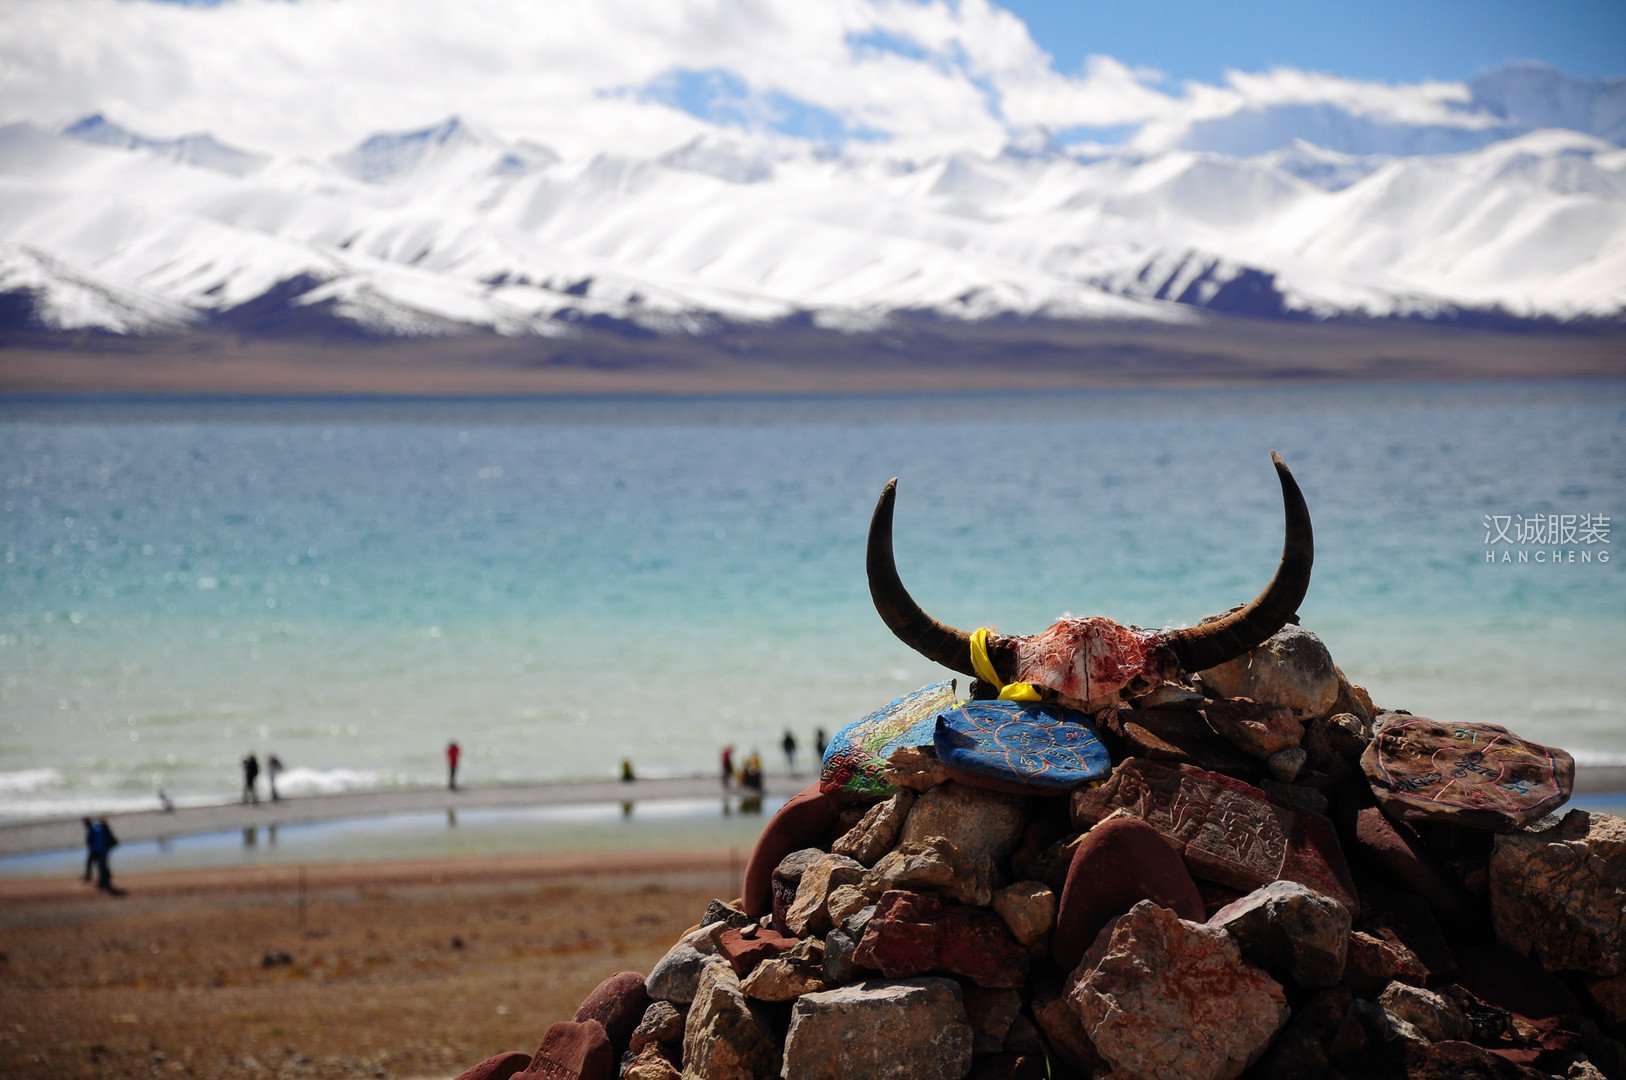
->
{"left": 832, "top": 791, "right": 914, "bottom": 867}
{"left": 680, "top": 959, "right": 779, "bottom": 1080}
{"left": 628, "top": 1000, "right": 685, "bottom": 1055}
{"left": 823, "top": 905, "right": 877, "bottom": 986}
{"left": 1490, "top": 809, "right": 1626, "bottom": 976}
{"left": 1267, "top": 746, "right": 1307, "bottom": 783}
{"left": 1377, "top": 982, "right": 1473, "bottom": 1042}
{"left": 1208, "top": 879, "right": 1351, "bottom": 989}
{"left": 992, "top": 880, "right": 1056, "bottom": 954}
{"left": 783, "top": 852, "right": 865, "bottom": 937}
{"left": 781, "top": 977, "right": 972, "bottom": 1080}
{"left": 1198, "top": 624, "right": 1340, "bottom": 722}
{"left": 864, "top": 834, "right": 988, "bottom": 907}
{"left": 898, "top": 783, "right": 1028, "bottom": 905}
{"left": 646, "top": 924, "right": 721, "bottom": 1006}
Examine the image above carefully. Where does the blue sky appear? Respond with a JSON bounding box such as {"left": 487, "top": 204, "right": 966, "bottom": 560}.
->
{"left": 5, "top": 0, "right": 1622, "bottom": 159}
{"left": 1001, "top": 0, "right": 1626, "bottom": 84}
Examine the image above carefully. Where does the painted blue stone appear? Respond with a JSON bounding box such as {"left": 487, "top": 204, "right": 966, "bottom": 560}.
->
{"left": 934, "top": 700, "right": 1112, "bottom": 792}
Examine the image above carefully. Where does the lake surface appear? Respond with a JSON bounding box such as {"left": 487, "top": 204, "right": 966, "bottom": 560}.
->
{"left": 3, "top": 381, "right": 1623, "bottom": 821}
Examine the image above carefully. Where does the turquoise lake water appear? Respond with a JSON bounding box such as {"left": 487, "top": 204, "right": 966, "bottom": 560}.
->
{"left": 2, "top": 382, "right": 1623, "bottom": 821}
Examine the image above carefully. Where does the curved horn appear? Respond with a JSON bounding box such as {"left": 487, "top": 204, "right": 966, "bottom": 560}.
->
{"left": 867, "top": 478, "right": 981, "bottom": 678}
{"left": 1160, "top": 451, "right": 1314, "bottom": 674}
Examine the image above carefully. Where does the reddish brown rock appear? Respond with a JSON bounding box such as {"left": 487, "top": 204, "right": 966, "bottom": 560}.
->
{"left": 571, "top": 970, "right": 648, "bottom": 1057}
{"left": 1072, "top": 757, "right": 1360, "bottom": 917}
{"left": 1067, "top": 900, "right": 1289, "bottom": 1080}
{"left": 1360, "top": 716, "right": 1574, "bottom": 832}
{"left": 1030, "top": 981, "right": 1105, "bottom": 1075}
{"left": 1402, "top": 1040, "right": 1549, "bottom": 1079}
{"left": 1105, "top": 708, "right": 1262, "bottom": 777}
{"left": 1349, "top": 805, "right": 1478, "bottom": 922}
{"left": 1204, "top": 697, "right": 1304, "bottom": 759}
{"left": 741, "top": 783, "right": 847, "bottom": 917}
{"left": 962, "top": 986, "right": 1023, "bottom": 1054}
{"left": 1052, "top": 815, "right": 1204, "bottom": 971}
{"left": 853, "top": 890, "right": 1030, "bottom": 989}
{"left": 1586, "top": 973, "right": 1626, "bottom": 1026}
{"left": 1343, "top": 930, "right": 1429, "bottom": 996}
{"left": 455, "top": 1052, "right": 532, "bottom": 1080}
{"left": 1490, "top": 809, "right": 1626, "bottom": 976}
{"left": 715, "top": 925, "right": 800, "bottom": 978}
{"left": 518, "top": 1020, "right": 614, "bottom": 1080}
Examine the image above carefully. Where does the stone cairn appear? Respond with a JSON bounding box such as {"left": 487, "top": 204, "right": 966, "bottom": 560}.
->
{"left": 454, "top": 622, "right": 1625, "bottom": 1080}
{"left": 455, "top": 463, "right": 1623, "bottom": 1079}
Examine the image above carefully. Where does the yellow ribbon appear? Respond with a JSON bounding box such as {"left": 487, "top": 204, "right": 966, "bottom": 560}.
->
{"left": 969, "top": 627, "right": 1043, "bottom": 702}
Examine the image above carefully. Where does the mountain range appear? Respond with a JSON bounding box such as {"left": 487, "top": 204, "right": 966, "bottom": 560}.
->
{"left": 1, "top": 63, "right": 1623, "bottom": 342}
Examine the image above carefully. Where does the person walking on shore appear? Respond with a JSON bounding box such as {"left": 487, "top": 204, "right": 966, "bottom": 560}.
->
{"left": 267, "top": 754, "right": 283, "bottom": 802}
{"left": 781, "top": 729, "right": 798, "bottom": 773}
{"left": 815, "top": 727, "right": 828, "bottom": 763}
{"left": 90, "top": 817, "right": 121, "bottom": 894}
{"left": 241, "top": 753, "right": 260, "bottom": 804}
{"left": 446, "top": 741, "right": 461, "bottom": 791}
{"left": 720, "top": 746, "right": 734, "bottom": 789}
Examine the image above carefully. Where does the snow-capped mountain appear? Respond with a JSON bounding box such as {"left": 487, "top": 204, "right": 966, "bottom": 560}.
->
{"left": 2, "top": 67, "right": 1623, "bottom": 341}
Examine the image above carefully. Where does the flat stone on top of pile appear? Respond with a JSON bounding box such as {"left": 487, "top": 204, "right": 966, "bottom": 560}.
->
{"left": 1361, "top": 715, "right": 1575, "bottom": 832}
{"left": 781, "top": 977, "right": 973, "bottom": 1080}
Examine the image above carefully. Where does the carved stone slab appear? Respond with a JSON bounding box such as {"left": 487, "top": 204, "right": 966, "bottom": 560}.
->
{"left": 934, "top": 701, "right": 1112, "bottom": 794}
{"left": 1072, "top": 757, "right": 1359, "bottom": 917}
{"left": 1360, "top": 716, "right": 1574, "bottom": 832}
{"left": 820, "top": 682, "right": 957, "bottom": 796}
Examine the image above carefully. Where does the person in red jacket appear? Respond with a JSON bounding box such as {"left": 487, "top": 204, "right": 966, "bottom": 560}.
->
{"left": 446, "top": 741, "right": 461, "bottom": 791}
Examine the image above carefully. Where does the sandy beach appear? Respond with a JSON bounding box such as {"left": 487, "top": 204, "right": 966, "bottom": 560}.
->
{"left": 0, "top": 848, "right": 742, "bottom": 1080}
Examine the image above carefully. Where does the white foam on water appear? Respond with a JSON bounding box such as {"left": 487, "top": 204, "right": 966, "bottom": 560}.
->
{"left": 272, "top": 766, "right": 384, "bottom": 796}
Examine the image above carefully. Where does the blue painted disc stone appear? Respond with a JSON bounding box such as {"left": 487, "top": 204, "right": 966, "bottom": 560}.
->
{"left": 934, "top": 701, "right": 1112, "bottom": 792}
{"left": 820, "top": 681, "right": 957, "bottom": 796}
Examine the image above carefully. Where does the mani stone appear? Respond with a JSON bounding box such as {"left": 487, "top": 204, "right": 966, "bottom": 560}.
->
{"left": 820, "top": 681, "right": 957, "bottom": 796}
{"left": 1071, "top": 757, "right": 1360, "bottom": 918}
{"left": 933, "top": 700, "right": 1112, "bottom": 793}
{"left": 781, "top": 977, "right": 973, "bottom": 1080}
{"left": 521, "top": 1019, "right": 615, "bottom": 1080}
{"left": 1360, "top": 716, "right": 1574, "bottom": 832}
{"left": 1489, "top": 809, "right": 1626, "bottom": 976}
{"left": 454, "top": 1052, "right": 532, "bottom": 1080}
{"left": 1067, "top": 900, "right": 1289, "bottom": 1080}
{"left": 1197, "top": 623, "right": 1340, "bottom": 721}
{"left": 1208, "top": 880, "right": 1351, "bottom": 989}
{"left": 681, "top": 960, "right": 780, "bottom": 1080}
{"left": 831, "top": 790, "right": 914, "bottom": 866}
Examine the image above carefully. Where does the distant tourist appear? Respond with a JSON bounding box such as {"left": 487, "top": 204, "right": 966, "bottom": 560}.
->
{"left": 742, "top": 750, "right": 765, "bottom": 793}
{"left": 267, "top": 754, "right": 283, "bottom": 802}
{"left": 158, "top": 789, "right": 175, "bottom": 813}
{"left": 447, "top": 741, "right": 461, "bottom": 791}
{"left": 621, "top": 757, "right": 636, "bottom": 782}
{"left": 89, "top": 817, "right": 121, "bottom": 895}
{"left": 782, "top": 729, "right": 798, "bottom": 773}
{"left": 815, "top": 727, "right": 828, "bottom": 762}
{"left": 720, "top": 746, "right": 734, "bottom": 789}
{"left": 241, "top": 753, "right": 260, "bottom": 804}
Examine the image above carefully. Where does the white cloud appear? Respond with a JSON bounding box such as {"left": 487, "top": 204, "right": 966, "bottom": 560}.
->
{"left": 0, "top": 0, "right": 1536, "bottom": 161}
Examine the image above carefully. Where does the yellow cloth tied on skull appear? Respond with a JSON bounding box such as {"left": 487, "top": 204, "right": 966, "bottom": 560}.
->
{"left": 968, "top": 627, "right": 1044, "bottom": 702}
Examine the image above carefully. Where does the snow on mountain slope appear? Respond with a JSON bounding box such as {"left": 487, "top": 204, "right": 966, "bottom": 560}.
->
{"left": 1, "top": 109, "right": 1622, "bottom": 339}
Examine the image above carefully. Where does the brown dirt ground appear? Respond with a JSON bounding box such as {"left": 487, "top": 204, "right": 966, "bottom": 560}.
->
{"left": 0, "top": 851, "right": 740, "bottom": 1079}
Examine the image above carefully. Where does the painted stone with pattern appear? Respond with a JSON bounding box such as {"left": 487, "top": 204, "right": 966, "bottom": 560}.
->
{"left": 933, "top": 700, "right": 1112, "bottom": 793}
{"left": 1361, "top": 716, "right": 1574, "bottom": 832}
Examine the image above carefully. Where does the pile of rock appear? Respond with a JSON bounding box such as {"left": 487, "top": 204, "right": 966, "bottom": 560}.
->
{"left": 454, "top": 625, "right": 1624, "bottom": 1080}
